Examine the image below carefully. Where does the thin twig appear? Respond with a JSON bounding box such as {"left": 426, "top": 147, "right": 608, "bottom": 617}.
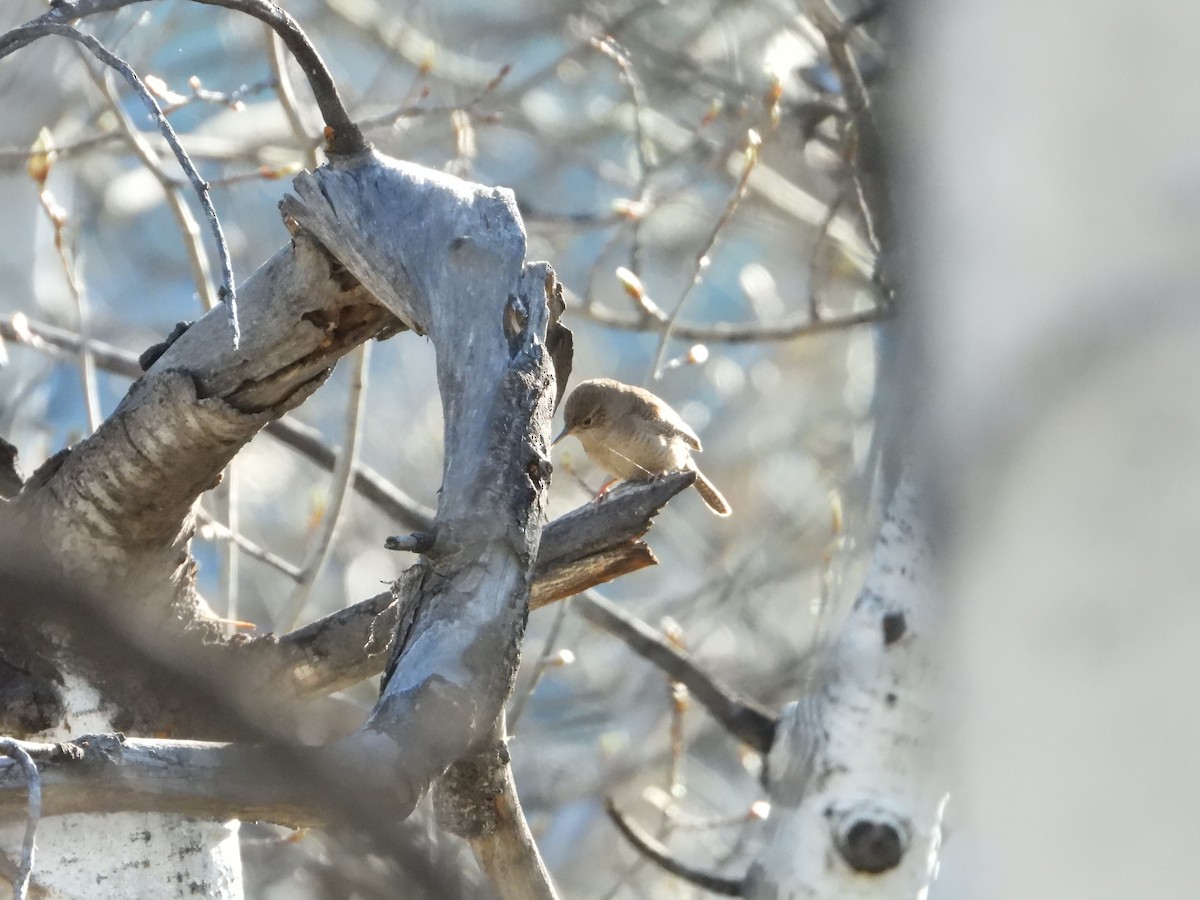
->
{"left": 804, "top": 0, "right": 890, "bottom": 268}
{"left": 507, "top": 598, "right": 572, "bottom": 731}
{"left": 217, "top": 463, "right": 242, "bottom": 630}
{"left": 574, "top": 591, "right": 777, "bottom": 754}
{"left": 0, "top": 129, "right": 119, "bottom": 167}
{"left": 157, "top": 74, "right": 277, "bottom": 115}
{"left": 29, "top": 150, "right": 102, "bottom": 432}
{"left": 642, "top": 794, "right": 770, "bottom": 833}
{"left": 321, "top": 0, "right": 501, "bottom": 89}
{"left": 605, "top": 800, "right": 744, "bottom": 897}
{"left": 283, "top": 342, "right": 370, "bottom": 628}
{"left": 195, "top": 505, "right": 302, "bottom": 582}
{"left": 1, "top": 20, "right": 239, "bottom": 341}
{"left": 582, "top": 295, "right": 884, "bottom": 344}
{"left": 806, "top": 185, "right": 849, "bottom": 321}
{"left": 0, "top": 739, "right": 41, "bottom": 900}
{"left": 185, "top": 0, "right": 368, "bottom": 156}
{"left": 662, "top": 619, "right": 688, "bottom": 806}
{"left": 591, "top": 36, "right": 653, "bottom": 275}
{"left": 265, "top": 24, "right": 319, "bottom": 170}
{"left": 269, "top": 416, "right": 435, "bottom": 532}
{"left": 648, "top": 128, "right": 763, "bottom": 381}
{"left": 67, "top": 261, "right": 102, "bottom": 434}
{"left": 355, "top": 63, "right": 510, "bottom": 133}
{"left": 92, "top": 66, "right": 218, "bottom": 309}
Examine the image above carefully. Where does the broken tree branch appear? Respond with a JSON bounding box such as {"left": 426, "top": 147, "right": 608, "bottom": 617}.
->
{"left": 273, "top": 474, "right": 690, "bottom": 697}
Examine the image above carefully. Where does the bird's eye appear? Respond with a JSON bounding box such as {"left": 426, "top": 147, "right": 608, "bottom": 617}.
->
{"left": 580, "top": 415, "right": 593, "bottom": 427}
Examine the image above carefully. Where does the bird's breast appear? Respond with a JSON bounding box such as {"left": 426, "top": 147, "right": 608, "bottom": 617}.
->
{"left": 578, "top": 427, "right": 690, "bottom": 480}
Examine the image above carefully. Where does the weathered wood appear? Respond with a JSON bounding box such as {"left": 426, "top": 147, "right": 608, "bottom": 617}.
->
{"left": 274, "top": 474, "right": 690, "bottom": 697}
{"left": 7, "top": 235, "right": 397, "bottom": 620}
{"left": 434, "top": 715, "right": 557, "bottom": 900}
{"left": 283, "top": 152, "right": 559, "bottom": 838}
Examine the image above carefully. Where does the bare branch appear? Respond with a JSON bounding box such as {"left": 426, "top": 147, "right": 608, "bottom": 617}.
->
{"left": 506, "top": 600, "right": 571, "bottom": 731}
{"left": 580, "top": 293, "right": 885, "bottom": 345}
{"left": 195, "top": 505, "right": 302, "bottom": 581}
{"left": 1, "top": 0, "right": 368, "bottom": 157}
{"left": 803, "top": 0, "right": 891, "bottom": 267}
{"left": 191, "top": 0, "right": 366, "bottom": 154}
{"left": 28, "top": 135, "right": 102, "bottom": 433}
{"left": 274, "top": 475, "right": 691, "bottom": 697}
{"left": 650, "top": 127, "right": 766, "bottom": 380}
{"left": 434, "top": 715, "right": 559, "bottom": 900}
{"left": 265, "top": 415, "right": 435, "bottom": 532}
{"left": 91, "top": 60, "right": 218, "bottom": 311}
{"left": 574, "top": 590, "right": 777, "bottom": 754}
{"left": 0, "top": 19, "right": 240, "bottom": 343}
{"left": 281, "top": 151, "right": 557, "bottom": 820}
{"left": 0, "top": 314, "right": 436, "bottom": 530}
{"left": 0, "top": 734, "right": 355, "bottom": 829}
{"left": 605, "top": 800, "right": 744, "bottom": 897}
{"left": 264, "top": 23, "right": 317, "bottom": 168}
{"left": 9, "top": 234, "right": 396, "bottom": 612}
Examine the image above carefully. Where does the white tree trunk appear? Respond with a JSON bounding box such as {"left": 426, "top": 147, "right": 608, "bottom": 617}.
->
{"left": 1, "top": 671, "right": 241, "bottom": 899}
{"left": 749, "top": 474, "right": 944, "bottom": 898}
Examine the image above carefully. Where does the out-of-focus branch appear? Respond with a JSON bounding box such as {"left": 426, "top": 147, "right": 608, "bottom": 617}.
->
{"left": 434, "top": 715, "right": 558, "bottom": 900}
{"left": 265, "top": 23, "right": 319, "bottom": 169}
{"left": 804, "top": 0, "right": 891, "bottom": 267}
{"left": 28, "top": 131, "right": 102, "bottom": 433}
{"left": 1, "top": 19, "right": 240, "bottom": 341}
{"left": 195, "top": 506, "right": 302, "bottom": 580}
{"left": 321, "top": 0, "right": 505, "bottom": 89}
{"left": 0, "top": 0, "right": 368, "bottom": 157}
{"left": 750, "top": 475, "right": 943, "bottom": 895}
{"left": 0, "top": 734, "right": 319, "bottom": 828}
{"left": 579, "top": 285, "right": 884, "bottom": 344}
{"left": 283, "top": 342, "right": 370, "bottom": 628}
{"left": 266, "top": 415, "right": 435, "bottom": 531}
{"left": 91, "top": 60, "right": 218, "bottom": 311}
{"left": 605, "top": 800, "right": 744, "bottom": 897}
{"left": 574, "top": 590, "right": 778, "bottom": 755}
{"left": 650, "top": 123, "right": 768, "bottom": 380}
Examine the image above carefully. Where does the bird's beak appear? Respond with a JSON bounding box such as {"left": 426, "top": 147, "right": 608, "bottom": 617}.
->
{"left": 551, "top": 425, "right": 572, "bottom": 447}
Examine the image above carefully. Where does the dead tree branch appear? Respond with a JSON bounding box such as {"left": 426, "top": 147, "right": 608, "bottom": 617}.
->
{"left": 435, "top": 714, "right": 558, "bottom": 900}
{"left": 274, "top": 474, "right": 690, "bottom": 697}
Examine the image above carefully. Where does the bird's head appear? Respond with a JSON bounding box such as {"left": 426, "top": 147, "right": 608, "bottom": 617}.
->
{"left": 552, "top": 380, "right": 616, "bottom": 446}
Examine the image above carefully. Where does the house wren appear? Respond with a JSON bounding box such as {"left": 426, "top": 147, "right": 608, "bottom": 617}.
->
{"left": 552, "top": 378, "right": 732, "bottom": 516}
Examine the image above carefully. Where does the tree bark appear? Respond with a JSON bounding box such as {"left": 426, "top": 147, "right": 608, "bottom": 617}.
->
{"left": 748, "top": 473, "right": 943, "bottom": 898}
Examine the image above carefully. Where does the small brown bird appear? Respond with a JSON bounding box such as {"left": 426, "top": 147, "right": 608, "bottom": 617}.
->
{"left": 552, "top": 378, "right": 731, "bottom": 516}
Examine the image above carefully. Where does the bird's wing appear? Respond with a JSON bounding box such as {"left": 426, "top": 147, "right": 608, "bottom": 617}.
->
{"left": 646, "top": 398, "right": 702, "bottom": 451}
{"left": 622, "top": 381, "right": 704, "bottom": 451}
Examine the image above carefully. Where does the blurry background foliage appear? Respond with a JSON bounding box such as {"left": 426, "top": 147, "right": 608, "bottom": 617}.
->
{"left": 0, "top": 0, "right": 883, "bottom": 895}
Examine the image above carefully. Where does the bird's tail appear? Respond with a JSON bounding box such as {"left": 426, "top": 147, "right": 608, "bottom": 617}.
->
{"left": 692, "top": 467, "right": 732, "bottom": 517}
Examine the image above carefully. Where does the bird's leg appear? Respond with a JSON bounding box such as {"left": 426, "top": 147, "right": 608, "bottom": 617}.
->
{"left": 592, "top": 477, "right": 619, "bottom": 505}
